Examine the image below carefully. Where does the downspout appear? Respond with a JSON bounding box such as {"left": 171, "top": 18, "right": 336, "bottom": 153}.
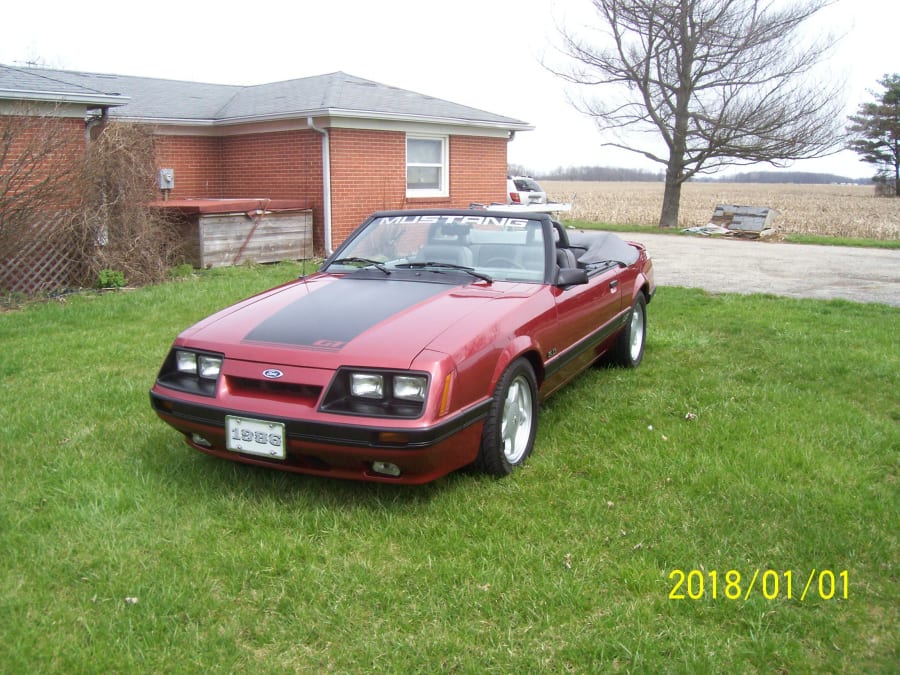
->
{"left": 85, "top": 106, "right": 109, "bottom": 145}
{"left": 307, "top": 116, "right": 333, "bottom": 255}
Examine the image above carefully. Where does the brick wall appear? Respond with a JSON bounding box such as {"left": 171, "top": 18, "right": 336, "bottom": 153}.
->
{"left": 153, "top": 126, "right": 508, "bottom": 254}
{"left": 220, "top": 130, "right": 325, "bottom": 251}
{"left": 448, "top": 135, "right": 508, "bottom": 206}
{"left": 1, "top": 115, "right": 85, "bottom": 208}
{"left": 154, "top": 136, "right": 224, "bottom": 198}
{"left": 328, "top": 128, "right": 408, "bottom": 245}
{"left": 328, "top": 129, "right": 509, "bottom": 250}
{"left": 220, "top": 130, "right": 323, "bottom": 199}
{"left": 155, "top": 129, "right": 326, "bottom": 251}
{"left": 4, "top": 111, "right": 509, "bottom": 290}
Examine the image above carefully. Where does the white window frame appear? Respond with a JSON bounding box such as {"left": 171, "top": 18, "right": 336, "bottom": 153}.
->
{"left": 406, "top": 134, "right": 449, "bottom": 198}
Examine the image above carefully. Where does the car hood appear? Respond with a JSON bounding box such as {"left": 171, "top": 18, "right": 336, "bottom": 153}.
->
{"left": 177, "top": 274, "right": 534, "bottom": 369}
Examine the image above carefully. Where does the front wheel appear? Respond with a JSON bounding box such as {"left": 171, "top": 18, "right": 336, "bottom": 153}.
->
{"left": 609, "top": 293, "right": 647, "bottom": 368}
{"left": 475, "top": 358, "right": 538, "bottom": 476}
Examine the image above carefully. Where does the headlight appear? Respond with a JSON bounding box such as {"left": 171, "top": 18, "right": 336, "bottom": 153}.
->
{"left": 321, "top": 369, "right": 430, "bottom": 418}
{"left": 351, "top": 372, "right": 384, "bottom": 399}
{"left": 175, "top": 350, "right": 198, "bottom": 374}
{"left": 197, "top": 354, "right": 223, "bottom": 379}
{"left": 394, "top": 375, "right": 427, "bottom": 402}
{"left": 159, "top": 348, "right": 224, "bottom": 397}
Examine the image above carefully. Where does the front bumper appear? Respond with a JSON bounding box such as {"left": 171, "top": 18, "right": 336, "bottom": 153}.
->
{"left": 149, "top": 388, "right": 489, "bottom": 484}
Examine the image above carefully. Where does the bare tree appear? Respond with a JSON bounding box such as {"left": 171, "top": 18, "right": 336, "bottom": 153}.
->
{"left": 68, "top": 123, "right": 183, "bottom": 287}
{"left": 0, "top": 106, "right": 85, "bottom": 293}
{"left": 0, "top": 106, "right": 83, "bottom": 255}
{"left": 1, "top": 109, "right": 183, "bottom": 294}
{"left": 552, "top": 0, "right": 846, "bottom": 227}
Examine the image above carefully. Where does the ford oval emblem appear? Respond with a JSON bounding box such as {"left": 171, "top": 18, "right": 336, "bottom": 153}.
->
{"left": 262, "top": 369, "right": 284, "bottom": 379}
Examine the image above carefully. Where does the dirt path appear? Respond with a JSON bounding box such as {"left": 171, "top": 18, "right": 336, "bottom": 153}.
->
{"left": 632, "top": 234, "right": 900, "bottom": 307}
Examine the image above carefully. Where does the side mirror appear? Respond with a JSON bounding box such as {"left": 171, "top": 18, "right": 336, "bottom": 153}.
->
{"left": 556, "top": 267, "right": 588, "bottom": 287}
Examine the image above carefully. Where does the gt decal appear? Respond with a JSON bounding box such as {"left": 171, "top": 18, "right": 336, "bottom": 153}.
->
{"left": 314, "top": 340, "right": 345, "bottom": 348}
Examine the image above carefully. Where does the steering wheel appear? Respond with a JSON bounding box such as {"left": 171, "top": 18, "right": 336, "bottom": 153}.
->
{"left": 484, "top": 257, "right": 524, "bottom": 269}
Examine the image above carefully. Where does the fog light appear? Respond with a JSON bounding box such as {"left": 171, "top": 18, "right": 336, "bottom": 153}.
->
{"left": 191, "top": 433, "right": 212, "bottom": 448}
{"left": 371, "top": 461, "right": 401, "bottom": 477}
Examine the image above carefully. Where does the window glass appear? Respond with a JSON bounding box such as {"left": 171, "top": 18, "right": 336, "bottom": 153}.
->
{"left": 406, "top": 136, "right": 446, "bottom": 196}
{"left": 407, "top": 166, "right": 441, "bottom": 190}
{"left": 408, "top": 138, "right": 442, "bottom": 164}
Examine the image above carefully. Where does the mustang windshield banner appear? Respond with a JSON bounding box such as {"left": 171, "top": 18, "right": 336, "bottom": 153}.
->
{"left": 374, "top": 215, "right": 534, "bottom": 230}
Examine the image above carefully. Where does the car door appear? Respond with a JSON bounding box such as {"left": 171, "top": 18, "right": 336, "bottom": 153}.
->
{"left": 541, "top": 259, "right": 624, "bottom": 392}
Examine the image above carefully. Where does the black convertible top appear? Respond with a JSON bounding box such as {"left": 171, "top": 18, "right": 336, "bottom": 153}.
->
{"left": 565, "top": 230, "right": 640, "bottom": 267}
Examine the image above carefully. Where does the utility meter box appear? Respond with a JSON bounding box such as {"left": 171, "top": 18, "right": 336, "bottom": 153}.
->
{"left": 158, "top": 168, "right": 175, "bottom": 190}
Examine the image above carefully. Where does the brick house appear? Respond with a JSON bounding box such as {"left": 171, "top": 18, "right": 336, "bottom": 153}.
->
{"left": 1, "top": 64, "right": 532, "bottom": 281}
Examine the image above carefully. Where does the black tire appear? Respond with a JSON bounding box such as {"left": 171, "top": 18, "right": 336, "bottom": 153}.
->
{"left": 475, "top": 358, "right": 539, "bottom": 476}
{"left": 609, "top": 293, "right": 647, "bottom": 368}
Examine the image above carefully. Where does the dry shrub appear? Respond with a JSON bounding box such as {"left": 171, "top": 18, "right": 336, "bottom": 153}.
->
{"left": 67, "top": 123, "right": 184, "bottom": 287}
{"left": 1, "top": 109, "right": 86, "bottom": 293}
{"left": 546, "top": 181, "right": 900, "bottom": 240}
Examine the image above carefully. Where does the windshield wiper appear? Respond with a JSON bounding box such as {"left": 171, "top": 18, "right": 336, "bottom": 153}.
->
{"left": 330, "top": 257, "right": 390, "bottom": 275}
{"left": 396, "top": 261, "right": 492, "bottom": 283}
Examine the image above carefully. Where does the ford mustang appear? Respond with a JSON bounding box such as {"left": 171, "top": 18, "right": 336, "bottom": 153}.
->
{"left": 150, "top": 209, "right": 655, "bottom": 484}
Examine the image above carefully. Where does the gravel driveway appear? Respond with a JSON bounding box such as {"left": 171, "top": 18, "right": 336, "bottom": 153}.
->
{"left": 632, "top": 233, "right": 900, "bottom": 307}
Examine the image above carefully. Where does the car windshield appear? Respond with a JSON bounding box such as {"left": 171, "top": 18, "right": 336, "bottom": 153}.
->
{"left": 328, "top": 214, "right": 547, "bottom": 282}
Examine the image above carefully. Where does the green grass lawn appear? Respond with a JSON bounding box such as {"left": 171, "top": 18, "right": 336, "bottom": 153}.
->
{"left": 1, "top": 263, "right": 897, "bottom": 672}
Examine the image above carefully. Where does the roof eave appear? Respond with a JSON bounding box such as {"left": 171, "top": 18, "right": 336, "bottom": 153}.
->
{"left": 0, "top": 88, "right": 129, "bottom": 107}
{"left": 113, "top": 108, "right": 534, "bottom": 132}
{"left": 319, "top": 108, "right": 534, "bottom": 132}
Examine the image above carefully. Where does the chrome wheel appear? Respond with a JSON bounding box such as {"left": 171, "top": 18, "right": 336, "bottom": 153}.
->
{"left": 476, "top": 358, "right": 538, "bottom": 476}
{"left": 501, "top": 374, "right": 534, "bottom": 464}
{"left": 629, "top": 299, "right": 645, "bottom": 363}
{"left": 608, "top": 293, "right": 647, "bottom": 368}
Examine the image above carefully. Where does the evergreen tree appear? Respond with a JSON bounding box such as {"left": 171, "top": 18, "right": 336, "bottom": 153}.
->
{"left": 848, "top": 75, "right": 900, "bottom": 197}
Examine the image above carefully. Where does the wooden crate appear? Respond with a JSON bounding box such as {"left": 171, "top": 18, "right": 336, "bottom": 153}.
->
{"left": 154, "top": 199, "right": 314, "bottom": 268}
{"left": 197, "top": 208, "right": 313, "bottom": 267}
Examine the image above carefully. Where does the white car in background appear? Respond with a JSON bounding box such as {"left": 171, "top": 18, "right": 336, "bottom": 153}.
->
{"left": 507, "top": 176, "right": 547, "bottom": 206}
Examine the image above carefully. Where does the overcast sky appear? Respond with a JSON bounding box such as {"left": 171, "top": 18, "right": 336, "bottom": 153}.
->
{"left": 3, "top": 0, "right": 897, "bottom": 179}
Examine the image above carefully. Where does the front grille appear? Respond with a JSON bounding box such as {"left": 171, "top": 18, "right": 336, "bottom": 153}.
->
{"left": 226, "top": 376, "right": 322, "bottom": 407}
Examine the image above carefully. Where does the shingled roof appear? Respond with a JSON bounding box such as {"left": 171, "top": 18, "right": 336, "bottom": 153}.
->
{"left": 0, "top": 64, "right": 129, "bottom": 107}
{"left": 0, "top": 64, "right": 530, "bottom": 131}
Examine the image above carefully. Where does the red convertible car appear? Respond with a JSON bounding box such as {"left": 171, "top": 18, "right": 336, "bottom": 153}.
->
{"left": 150, "top": 209, "right": 655, "bottom": 483}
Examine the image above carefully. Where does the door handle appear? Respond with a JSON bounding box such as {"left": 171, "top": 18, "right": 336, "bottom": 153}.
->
{"left": 609, "top": 280, "right": 619, "bottom": 290}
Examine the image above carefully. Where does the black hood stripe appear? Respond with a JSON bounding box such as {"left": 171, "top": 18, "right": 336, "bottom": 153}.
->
{"left": 243, "top": 278, "right": 449, "bottom": 349}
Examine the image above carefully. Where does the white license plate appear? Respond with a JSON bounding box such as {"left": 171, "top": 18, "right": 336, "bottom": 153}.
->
{"left": 226, "top": 415, "right": 286, "bottom": 460}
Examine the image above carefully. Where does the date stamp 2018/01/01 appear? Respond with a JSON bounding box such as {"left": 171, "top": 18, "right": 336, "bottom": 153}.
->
{"left": 668, "top": 569, "right": 849, "bottom": 601}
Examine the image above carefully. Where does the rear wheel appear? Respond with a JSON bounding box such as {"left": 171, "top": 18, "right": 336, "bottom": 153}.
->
{"left": 476, "top": 358, "right": 538, "bottom": 476}
{"left": 609, "top": 293, "right": 647, "bottom": 368}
